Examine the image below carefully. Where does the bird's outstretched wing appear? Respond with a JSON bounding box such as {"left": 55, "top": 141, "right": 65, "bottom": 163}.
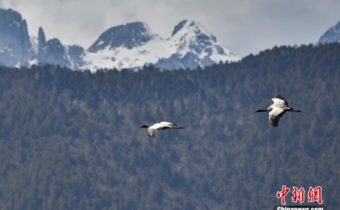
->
{"left": 275, "top": 95, "right": 289, "bottom": 105}
{"left": 272, "top": 98, "right": 288, "bottom": 108}
{"left": 156, "top": 122, "right": 174, "bottom": 129}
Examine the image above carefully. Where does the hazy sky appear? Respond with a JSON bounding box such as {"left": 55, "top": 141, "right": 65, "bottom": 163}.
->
{"left": 1, "top": 0, "right": 339, "bottom": 56}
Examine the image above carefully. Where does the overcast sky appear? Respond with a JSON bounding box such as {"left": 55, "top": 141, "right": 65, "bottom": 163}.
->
{"left": 0, "top": 0, "right": 339, "bottom": 56}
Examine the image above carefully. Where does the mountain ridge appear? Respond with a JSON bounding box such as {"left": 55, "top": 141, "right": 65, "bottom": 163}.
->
{"left": 0, "top": 8, "right": 239, "bottom": 71}
{"left": 83, "top": 19, "right": 239, "bottom": 71}
{"left": 88, "top": 22, "right": 159, "bottom": 52}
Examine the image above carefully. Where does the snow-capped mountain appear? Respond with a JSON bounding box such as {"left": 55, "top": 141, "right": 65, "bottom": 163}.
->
{"left": 318, "top": 21, "right": 340, "bottom": 44}
{"left": 0, "top": 8, "right": 238, "bottom": 71}
{"left": 155, "top": 20, "right": 239, "bottom": 70}
{"left": 84, "top": 22, "right": 171, "bottom": 70}
{"left": 84, "top": 20, "right": 239, "bottom": 71}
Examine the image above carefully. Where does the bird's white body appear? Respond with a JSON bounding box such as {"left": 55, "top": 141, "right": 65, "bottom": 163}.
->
{"left": 142, "top": 121, "right": 182, "bottom": 138}
{"left": 267, "top": 98, "right": 289, "bottom": 127}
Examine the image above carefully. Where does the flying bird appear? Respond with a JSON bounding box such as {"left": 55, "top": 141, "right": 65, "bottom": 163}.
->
{"left": 255, "top": 95, "right": 301, "bottom": 127}
{"left": 140, "top": 121, "right": 183, "bottom": 138}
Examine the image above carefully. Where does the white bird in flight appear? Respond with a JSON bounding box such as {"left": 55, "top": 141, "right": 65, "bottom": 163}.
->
{"left": 255, "top": 95, "right": 301, "bottom": 127}
{"left": 140, "top": 121, "right": 183, "bottom": 138}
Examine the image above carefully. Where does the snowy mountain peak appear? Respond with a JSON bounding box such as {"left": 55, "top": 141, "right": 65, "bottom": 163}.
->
{"left": 88, "top": 22, "right": 160, "bottom": 53}
{"left": 171, "top": 19, "right": 216, "bottom": 41}
{"left": 318, "top": 21, "right": 340, "bottom": 44}
{"left": 154, "top": 19, "right": 239, "bottom": 70}
{"left": 172, "top": 19, "right": 196, "bottom": 36}
{"left": 169, "top": 19, "right": 218, "bottom": 51}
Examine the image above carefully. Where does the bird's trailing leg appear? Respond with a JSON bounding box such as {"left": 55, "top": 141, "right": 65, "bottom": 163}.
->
{"left": 255, "top": 109, "right": 268, "bottom": 113}
{"left": 288, "top": 108, "right": 301, "bottom": 112}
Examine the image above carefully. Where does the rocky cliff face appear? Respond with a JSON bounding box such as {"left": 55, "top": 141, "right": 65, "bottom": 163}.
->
{"left": 0, "top": 8, "right": 33, "bottom": 67}
{"left": 36, "top": 27, "right": 86, "bottom": 69}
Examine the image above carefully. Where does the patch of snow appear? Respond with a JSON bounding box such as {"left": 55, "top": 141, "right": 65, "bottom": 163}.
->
{"left": 83, "top": 36, "right": 176, "bottom": 71}
{"left": 29, "top": 59, "right": 38, "bottom": 66}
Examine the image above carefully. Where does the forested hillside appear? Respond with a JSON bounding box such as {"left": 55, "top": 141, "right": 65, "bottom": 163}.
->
{"left": 0, "top": 44, "right": 339, "bottom": 210}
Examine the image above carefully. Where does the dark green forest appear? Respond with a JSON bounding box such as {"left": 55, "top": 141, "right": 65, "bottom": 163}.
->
{"left": 0, "top": 44, "right": 339, "bottom": 210}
